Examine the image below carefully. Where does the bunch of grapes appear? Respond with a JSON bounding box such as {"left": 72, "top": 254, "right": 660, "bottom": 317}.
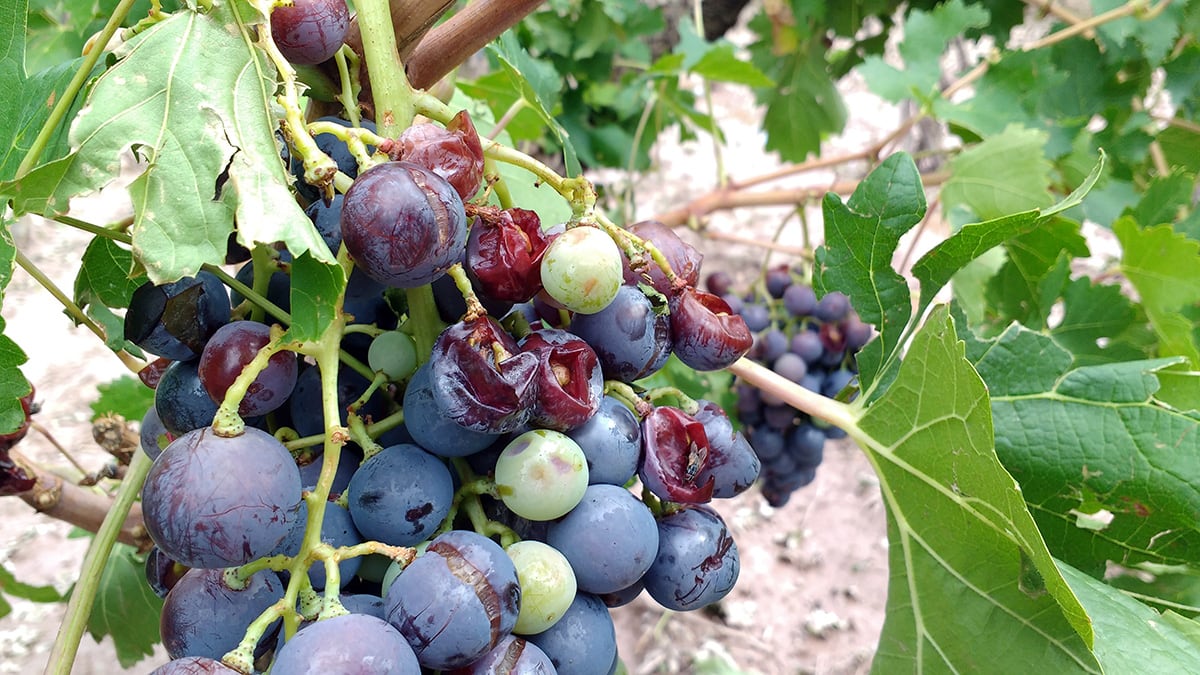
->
{"left": 127, "top": 11, "right": 771, "bottom": 670}
{"left": 707, "top": 265, "right": 872, "bottom": 508}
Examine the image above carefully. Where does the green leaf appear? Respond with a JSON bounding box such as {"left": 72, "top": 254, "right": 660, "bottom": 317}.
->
{"left": 89, "top": 375, "right": 155, "bottom": 422}
{"left": 1058, "top": 561, "right": 1200, "bottom": 672}
{"left": 286, "top": 251, "right": 345, "bottom": 344}
{"left": 983, "top": 219, "right": 1087, "bottom": 330}
{"left": 1130, "top": 169, "right": 1196, "bottom": 229}
{"left": 813, "top": 153, "right": 923, "bottom": 400}
{"left": 490, "top": 32, "right": 580, "bottom": 177}
{"left": 1050, "top": 277, "right": 1149, "bottom": 366}
{"left": 1093, "top": 0, "right": 1183, "bottom": 65}
{"left": 0, "top": 562, "right": 63, "bottom": 604}
{"left": 74, "top": 236, "right": 144, "bottom": 310}
{"left": 673, "top": 17, "right": 773, "bottom": 87}
{"left": 86, "top": 543, "right": 162, "bottom": 668}
{"left": 940, "top": 126, "right": 1054, "bottom": 221}
{"left": 1115, "top": 217, "right": 1200, "bottom": 366}
{"left": 964, "top": 322, "right": 1200, "bottom": 573}
{"left": 32, "top": 4, "right": 332, "bottom": 283}
{"left": 858, "top": 307, "right": 1097, "bottom": 673}
{"left": 754, "top": 39, "right": 846, "bottom": 163}
{"left": 0, "top": 220, "right": 30, "bottom": 435}
{"left": 858, "top": 0, "right": 989, "bottom": 103}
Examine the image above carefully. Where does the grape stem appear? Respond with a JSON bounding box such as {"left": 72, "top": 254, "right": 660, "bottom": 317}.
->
{"left": 212, "top": 326, "right": 298, "bottom": 437}
{"left": 346, "top": 412, "right": 384, "bottom": 460}
{"left": 447, "top": 263, "right": 487, "bottom": 320}
{"left": 603, "top": 381, "right": 654, "bottom": 419}
{"left": 644, "top": 387, "right": 701, "bottom": 416}
{"left": 726, "top": 357, "right": 857, "bottom": 431}
{"left": 42, "top": 450, "right": 152, "bottom": 675}
{"left": 354, "top": 0, "right": 416, "bottom": 135}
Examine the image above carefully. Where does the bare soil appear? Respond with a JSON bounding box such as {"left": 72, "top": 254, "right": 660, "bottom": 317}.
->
{"left": 0, "top": 74, "right": 906, "bottom": 674}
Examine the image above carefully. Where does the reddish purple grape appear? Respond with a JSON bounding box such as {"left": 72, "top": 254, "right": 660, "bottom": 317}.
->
{"left": 705, "top": 270, "right": 733, "bottom": 297}
{"left": 669, "top": 288, "right": 753, "bottom": 371}
{"left": 149, "top": 657, "right": 240, "bottom": 674}
{"left": 429, "top": 317, "right": 540, "bottom": 434}
{"left": 519, "top": 328, "right": 603, "bottom": 431}
{"left": 145, "top": 546, "right": 188, "bottom": 598}
{"left": 198, "top": 321, "right": 298, "bottom": 417}
{"left": 387, "top": 111, "right": 485, "bottom": 201}
{"left": 341, "top": 161, "right": 467, "bottom": 288}
{"left": 639, "top": 406, "right": 715, "bottom": 504}
{"left": 466, "top": 207, "right": 550, "bottom": 302}
{"left": 623, "top": 220, "right": 702, "bottom": 295}
{"left": 270, "top": 0, "right": 350, "bottom": 65}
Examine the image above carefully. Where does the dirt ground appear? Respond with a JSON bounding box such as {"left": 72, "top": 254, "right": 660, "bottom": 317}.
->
{"left": 0, "top": 65, "right": 909, "bottom": 675}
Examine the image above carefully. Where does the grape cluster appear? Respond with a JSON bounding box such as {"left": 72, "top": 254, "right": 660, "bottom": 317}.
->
{"left": 710, "top": 266, "right": 871, "bottom": 507}
{"left": 135, "top": 98, "right": 769, "bottom": 672}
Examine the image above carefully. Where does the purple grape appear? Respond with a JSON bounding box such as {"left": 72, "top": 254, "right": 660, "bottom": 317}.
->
{"left": 140, "top": 405, "right": 170, "bottom": 461}
{"left": 782, "top": 284, "right": 817, "bottom": 317}
{"left": 519, "top": 328, "right": 603, "bottom": 431}
{"left": 295, "top": 443, "right": 362, "bottom": 494}
{"left": 705, "top": 270, "right": 733, "bottom": 297}
{"left": 341, "top": 161, "right": 468, "bottom": 288}
{"left": 306, "top": 193, "right": 344, "bottom": 251}
{"left": 692, "top": 400, "right": 760, "bottom": 498}
{"left": 569, "top": 285, "right": 672, "bottom": 383}
{"left": 270, "top": 0, "right": 350, "bottom": 65}
{"left": 823, "top": 368, "right": 857, "bottom": 399}
{"left": 643, "top": 506, "right": 739, "bottom": 611}
{"left": 565, "top": 395, "right": 641, "bottom": 486}
{"left": 347, "top": 443, "right": 454, "bottom": 547}
{"left": 526, "top": 593, "right": 616, "bottom": 675}
{"left": 386, "top": 530, "right": 521, "bottom": 669}
{"left": 773, "top": 352, "right": 807, "bottom": 383}
{"left": 765, "top": 267, "right": 792, "bottom": 298}
{"left": 449, "top": 634, "right": 556, "bottom": 674}
{"left": 546, "top": 484, "right": 659, "bottom": 594}
{"left": 738, "top": 302, "right": 771, "bottom": 332}
{"left": 598, "top": 578, "right": 644, "bottom": 609}
{"left": 814, "top": 291, "right": 851, "bottom": 322}
{"left": 669, "top": 288, "right": 753, "bottom": 371}
{"left": 747, "top": 427, "right": 783, "bottom": 461}
{"left": 198, "top": 321, "right": 298, "bottom": 417}
{"left": 340, "top": 593, "right": 387, "bottom": 619}
{"left": 272, "top": 613, "right": 421, "bottom": 674}
{"left": 430, "top": 317, "right": 540, "bottom": 434}
{"left": 790, "top": 330, "right": 824, "bottom": 364}
{"left": 763, "top": 403, "right": 797, "bottom": 431}
{"left": 288, "top": 364, "right": 389, "bottom": 438}
{"left": 141, "top": 426, "right": 302, "bottom": 568}
{"left": 124, "top": 272, "right": 231, "bottom": 361}
{"left": 844, "top": 314, "right": 873, "bottom": 351}
{"left": 160, "top": 568, "right": 283, "bottom": 660}
{"left": 757, "top": 328, "right": 789, "bottom": 364}
{"left": 787, "top": 423, "right": 825, "bottom": 470}
{"left": 144, "top": 546, "right": 187, "bottom": 599}
{"left": 231, "top": 256, "right": 291, "bottom": 314}
{"left": 639, "top": 406, "right": 714, "bottom": 504}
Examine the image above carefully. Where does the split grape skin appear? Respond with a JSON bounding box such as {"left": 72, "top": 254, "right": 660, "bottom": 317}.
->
{"left": 643, "top": 505, "right": 740, "bottom": 612}
{"left": 639, "top": 406, "right": 716, "bottom": 504}
{"left": 430, "top": 317, "right": 541, "bottom": 434}
{"left": 148, "top": 657, "right": 240, "bottom": 674}
{"left": 622, "top": 220, "right": 703, "bottom": 295}
{"left": 124, "top": 272, "right": 231, "bottom": 361}
{"left": 387, "top": 110, "right": 486, "bottom": 201}
{"left": 692, "top": 399, "right": 761, "bottom": 499}
{"left": 669, "top": 287, "right": 753, "bottom": 371}
{"left": 466, "top": 206, "right": 550, "bottom": 303}
{"left": 518, "top": 328, "right": 603, "bottom": 432}
{"left": 402, "top": 363, "right": 498, "bottom": 457}
{"left": 448, "top": 634, "right": 557, "bottom": 675}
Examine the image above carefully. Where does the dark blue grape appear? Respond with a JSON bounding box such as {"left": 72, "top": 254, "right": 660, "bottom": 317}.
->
{"left": 782, "top": 284, "right": 817, "bottom": 317}
{"left": 295, "top": 444, "right": 362, "bottom": 494}
{"left": 738, "top": 303, "right": 771, "bottom": 332}
{"left": 643, "top": 506, "right": 739, "bottom": 611}
{"left": 773, "top": 352, "right": 807, "bottom": 383}
{"left": 765, "top": 267, "right": 792, "bottom": 298}
{"left": 124, "top": 272, "right": 231, "bottom": 361}
{"left": 141, "top": 427, "right": 302, "bottom": 568}
{"left": 140, "top": 405, "right": 170, "bottom": 461}
{"left": 844, "top": 315, "right": 873, "bottom": 351}
{"left": 814, "top": 291, "right": 851, "bottom": 322}
{"left": 340, "top": 593, "right": 387, "bottom": 619}
{"left": 288, "top": 364, "right": 389, "bottom": 438}
{"left": 347, "top": 443, "right": 454, "bottom": 547}
{"left": 526, "top": 593, "right": 616, "bottom": 675}
{"left": 568, "top": 285, "right": 671, "bottom": 383}
{"left": 271, "top": 613, "right": 421, "bottom": 674}
{"left": 799, "top": 372, "right": 825, "bottom": 394}
{"left": 822, "top": 368, "right": 857, "bottom": 400}
{"left": 546, "top": 484, "right": 658, "bottom": 594}
{"left": 290, "top": 118, "right": 377, "bottom": 201}
{"left": 306, "top": 193, "right": 344, "bottom": 251}
{"left": 386, "top": 530, "right": 521, "bottom": 669}
{"left": 231, "top": 257, "right": 291, "bottom": 314}
{"left": 154, "top": 360, "right": 220, "bottom": 437}
{"left": 705, "top": 271, "right": 733, "bottom": 297}
{"left": 598, "top": 578, "right": 644, "bottom": 609}
{"left": 144, "top": 546, "right": 187, "bottom": 599}
{"left": 274, "top": 501, "right": 363, "bottom": 589}
{"left": 757, "top": 329, "right": 789, "bottom": 364}
{"left": 763, "top": 404, "right": 797, "bottom": 431}
{"left": 790, "top": 330, "right": 824, "bottom": 364}
{"left": 787, "top": 423, "right": 825, "bottom": 470}
{"left": 402, "top": 363, "right": 498, "bottom": 456}
{"left": 160, "top": 568, "right": 283, "bottom": 660}
{"left": 565, "top": 395, "right": 641, "bottom": 486}
{"left": 748, "top": 427, "right": 783, "bottom": 462}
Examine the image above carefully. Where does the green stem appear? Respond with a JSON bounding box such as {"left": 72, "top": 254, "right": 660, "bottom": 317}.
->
{"left": 355, "top": 0, "right": 416, "bottom": 136}
{"left": 406, "top": 284, "right": 444, "bottom": 365}
{"left": 43, "top": 451, "right": 152, "bottom": 675}
{"left": 333, "top": 47, "right": 362, "bottom": 126}
{"left": 447, "top": 263, "right": 487, "bottom": 319}
{"left": 726, "top": 357, "right": 857, "bottom": 430}
{"left": 212, "top": 327, "right": 296, "bottom": 437}
{"left": 16, "top": 0, "right": 141, "bottom": 179}
{"left": 52, "top": 216, "right": 133, "bottom": 244}
{"left": 14, "top": 249, "right": 142, "bottom": 374}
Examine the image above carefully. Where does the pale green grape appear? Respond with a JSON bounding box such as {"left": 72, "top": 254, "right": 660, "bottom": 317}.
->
{"left": 494, "top": 429, "right": 588, "bottom": 521}
{"left": 506, "top": 540, "right": 577, "bottom": 635}
{"left": 540, "top": 226, "right": 623, "bottom": 315}
{"left": 368, "top": 330, "right": 418, "bottom": 380}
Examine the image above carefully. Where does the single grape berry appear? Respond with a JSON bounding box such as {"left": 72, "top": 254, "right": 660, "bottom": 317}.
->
{"left": 270, "top": 0, "right": 350, "bottom": 65}
{"left": 198, "top": 321, "right": 298, "bottom": 417}
{"left": 540, "top": 226, "right": 624, "bottom": 314}
{"left": 494, "top": 429, "right": 589, "bottom": 521}
{"left": 341, "top": 161, "right": 468, "bottom": 288}
{"left": 387, "top": 110, "right": 485, "bottom": 201}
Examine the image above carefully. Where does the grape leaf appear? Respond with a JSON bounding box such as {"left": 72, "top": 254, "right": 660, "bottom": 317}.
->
{"left": 1129, "top": 169, "right": 1196, "bottom": 230}
{"left": 1114, "top": 217, "right": 1200, "bottom": 366}
{"left": 1058, "top": 560, "right": 1200, "bottom": 672}
{"left": 287, "top": 251, "right": 346, "bottom": 344}
{"left": 16, "top": 3, "right": 333, "bottom": 284}
{"left": 963, "top": 322, "right": 1200, "bottom": 574}
{"left": 0, "top": 562, "right": 63, "bottom": 607}
{"left": 674, "top": 18, "right": 773, "bottom": 87}
{"left": 74, "top": 236, "right": 144, "bottom": 310}
{"left": 0, "top": 219, "right": 30, "bottom": 435}
{"left": 940, "top": 126, "right": 1054, "bottom": 221}
{"left": 858, "top": 0, "right": 989, "bottom": 104}
{"left": 752, "top": 39, "right": 846, "bottom": 163}
{"left": 490, "top": 32, "right": 581, "bottom": 177}
{"left": 89, "top": 375, "right": 155, "bottom": 422}
{"left": 857, "top": 307, "right": 1098, "bottom": 673}
{"left": 1093, "top": 0, "right": 1183, "bottom": 66}
{"left": 1050, "top": 277, "right": 1150, "bottom": 366}
{"left": 86, "top": 543, "right": 162, "bottom": 668}
{"left": 813, "top": 153, "right": 923, "bottom": 400}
